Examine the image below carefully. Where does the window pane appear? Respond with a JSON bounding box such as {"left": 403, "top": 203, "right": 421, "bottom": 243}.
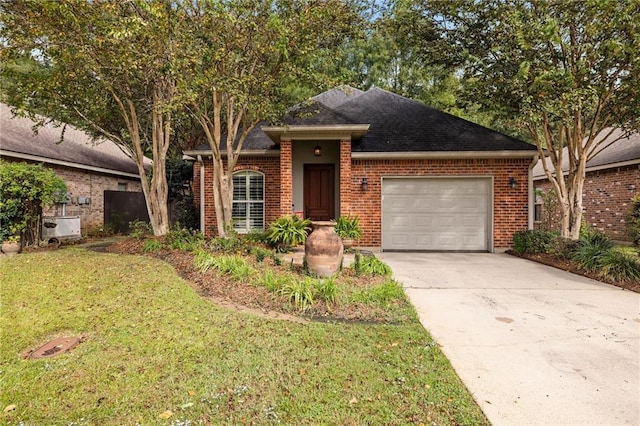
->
{"left": 233, "top": 176, "right": 247, "bottom": 201}
{"left": 534, "top": 204, "right": 543, "bottom": 222}
{"left": 232, "top": 170, "right": 264, "bottom": 233}
{"left": 249, "top": 202, "right": 264, "bottom": 230}
{"left": 249, "top": 175, "right": 263, "bottom": 200}
{"left": 232, "top": 202, "right": 247, "bottom": 231}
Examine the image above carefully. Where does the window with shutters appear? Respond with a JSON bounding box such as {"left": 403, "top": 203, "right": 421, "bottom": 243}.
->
{"left": 232, "top": 170, "right": 264, "bottom": 233}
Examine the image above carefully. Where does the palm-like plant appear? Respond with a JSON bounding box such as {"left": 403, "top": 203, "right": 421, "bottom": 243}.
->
{"left": 266, "top": 216, "right": 311, "bottom": 251}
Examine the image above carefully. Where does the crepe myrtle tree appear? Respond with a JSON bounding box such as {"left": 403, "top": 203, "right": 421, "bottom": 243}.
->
{"left": 0, "top": 0, "right": 191, "bottom": 236}
{"left": 392, "top": 0, "right": 640, "bottom": 240}
{"left": 181, "top": 0, "right": 360, "bottom": 237}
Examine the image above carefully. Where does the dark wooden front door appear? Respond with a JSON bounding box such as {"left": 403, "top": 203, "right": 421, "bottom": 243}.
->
{"left": 304, "top": 164, "right": 335, "bottom": 221}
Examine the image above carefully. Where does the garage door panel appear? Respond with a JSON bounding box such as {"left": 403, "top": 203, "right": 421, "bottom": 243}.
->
{"left": 387, "top": 215, "right": 412, "bottom": 231}
{"left": 382, "top": 178, "right": 491, "bottom": 251}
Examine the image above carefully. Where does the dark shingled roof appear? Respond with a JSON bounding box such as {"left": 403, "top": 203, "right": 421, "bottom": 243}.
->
{"left": 311, "top": 85, "right": 365, "bottom": 109}
{"left": 323, "top": 87, "right": 532, "bottom": 152}
{"left": 0, "top": 103, "right": 141, "bottom": 176}
{"left": 186, "top": 86, "right": 535, "bottom": 154}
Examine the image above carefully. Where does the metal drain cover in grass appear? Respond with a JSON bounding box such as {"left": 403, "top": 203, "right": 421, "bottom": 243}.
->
{"left": 26, "top": 336, "right": 81, "bottom": 359}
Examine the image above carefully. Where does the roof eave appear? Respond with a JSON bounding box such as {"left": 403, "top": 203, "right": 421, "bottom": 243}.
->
{"left": 0, "top": 150, "right": 141, "bottom": 179}
{"left": 261, "top": 124, "right": 370, "bottom": 142}
{"left": 182, "top": 149, "right": 280, "bottom": 157}
{"left": 533, "top": 158, "right": 640, "bottom": 180}
{"left": 352, "top": 150, "right": 539, "bottom": 160}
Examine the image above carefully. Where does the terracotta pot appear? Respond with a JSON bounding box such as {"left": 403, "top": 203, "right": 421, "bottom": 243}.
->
{"left": 305, "top": 221, "right": 343, "bottom": 277}
{"left": 1, "top": 241, "right": 20, "bottom": 257}
{"left": 342, "top": 238, "right": 354, "bottom": 250}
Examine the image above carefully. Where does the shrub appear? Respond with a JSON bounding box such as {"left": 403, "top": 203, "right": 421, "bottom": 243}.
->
{"left": 355, "top": 255, "right": 392, "bottom": 276}
{"left": 250, "top": 246, "right": 271, "bottom": 263}
{"left": 129, "top": 220, "right": 153, "bottom": 240}
{"left": 165, "top": 227, "right": 204, "bottom": 251}
{"left": 194, "top": 250, "right": 216, "bottom": 272}
{"left": 172, "top": 194, "right": 200, "bottom": 231}
{"left": 334, "top": 214, "right": 362, "bottom": 240}
{"left": 209, "top": 235, "right": 246, "bottom": 252}
{"left": 142, "top": 238, "right": 163, "bottom": 253}
{"left": 512, "top": 230, "right": 558, "bottom": 254}
{"left": 280, "top": 277, "right": 315, "bottom": 312}
{"left": 0, "top": 161, "right": 67, "bottom": 245}
{"left": 571, "top": 229, "right": 614, "bottom": 272}
{"left": 350, "top": 278, "right": 405, "bottom": 307}
{"left": 626, "top": 193, "right": 640, "bottom": 246}
{"left": 598, "top": 250, "right": 640, "bottom": 282}
{"left": 314, "top": 277, "right": 338, "bottom": 305}
{"left": 259, "top": 270, "right": 286, "bottom": 292}
{"left": 244, "top": 230, "right": 269, "bottom": 244}
{"left": 266, "top": 216, "right": 311, "bottom": 252}
{"left": 211, "top": 255, "right": 255, "bottom": 282}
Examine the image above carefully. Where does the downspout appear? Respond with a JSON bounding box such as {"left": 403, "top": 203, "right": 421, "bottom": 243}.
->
{"left": 197, "top": 155, "right": 205, "bottom": 234}
{"left": 528, "top": 154, "right": 540, "bottom": 230}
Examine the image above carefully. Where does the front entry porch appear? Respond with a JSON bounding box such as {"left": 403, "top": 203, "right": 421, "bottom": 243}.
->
{"left": 264, "top": 124, "right": 369, "bottom": 221}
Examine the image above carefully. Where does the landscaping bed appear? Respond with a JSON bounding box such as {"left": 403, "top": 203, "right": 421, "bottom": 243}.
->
{"left": 511, "top": 230, "right": 640, "bottom": 293}
{"left": 509, "top": 250, "right": 640, "bottom": 293}
{"left": 106, "top": 236, "right": 415, "bottom": 324}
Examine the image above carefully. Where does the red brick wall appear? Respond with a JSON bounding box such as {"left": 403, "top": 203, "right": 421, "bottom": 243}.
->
{"left": 196, "top": 155, "right": 530, "bottom": 249}
{"left": 350, "top": 158, "right": 530, "bottom": 249}
{"left": 535, "top": 164, "right": 639, "bottom": 240}
{"left": 279, "top": 140, "right": 293, "bottom": 216}
{"left": 2, "top": 158, "right": 142, "bottom": 234}
{"left": 193, "top": 156, "right": 280, "bottom": 236}
{"left": 339, "top": 139, "right": 352, "bottom": 213}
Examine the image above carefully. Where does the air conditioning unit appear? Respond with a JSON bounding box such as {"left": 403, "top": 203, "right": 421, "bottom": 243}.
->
{"left": 42, "top": 216, "right": 81, "bottom": 240}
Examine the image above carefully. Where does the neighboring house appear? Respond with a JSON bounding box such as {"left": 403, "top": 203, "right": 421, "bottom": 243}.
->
{"left": 0, "top": 103, "right": 144, "bottom": 234}
{"left": 186, "top": 86, "right": 538, "bottom": 252}
{"left": 533, "top": 129, "right": 640, "bottom": 241}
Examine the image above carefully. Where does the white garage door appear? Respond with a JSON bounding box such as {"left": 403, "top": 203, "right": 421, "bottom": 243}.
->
{"left": 382, "top": 178, "right": 492, "bottom": 251}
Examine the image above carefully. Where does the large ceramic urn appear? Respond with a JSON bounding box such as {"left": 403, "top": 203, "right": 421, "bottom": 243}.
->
{"left": 304, "top": 221, "right": 343, "bottom": 278}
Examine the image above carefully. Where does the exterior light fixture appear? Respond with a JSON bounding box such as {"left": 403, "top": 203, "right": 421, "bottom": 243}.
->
{"left": 314, "top": 144, "right": 322, "bottom": 156}
{"left": 509, "top": 177, "right": 517, "bottom": 189}
{"left": 361, "top": 177, "right": 368, "bottom": 191}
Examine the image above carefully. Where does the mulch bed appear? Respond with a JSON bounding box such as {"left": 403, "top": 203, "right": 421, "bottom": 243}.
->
{"left": 105, "top": 238, "right": 401, "bottom": 323}
{"left": 508, "top": 250, "right": 640, "bottom": 293}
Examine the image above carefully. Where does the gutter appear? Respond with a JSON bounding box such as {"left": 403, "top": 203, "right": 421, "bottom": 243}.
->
{"left": 182, "top": 149, "right": 279, "bottom": 157}
{"left": 261, "top": 124, "right": 370, "bottom": 142}
{"left": 528, "top": 154, "right": 540, "bottom": 230}
{"left": 351, "top": 150, "right": 539, "bottom": 160}
{"left": 197, "top": 155, "right": 205, "bottom": 234}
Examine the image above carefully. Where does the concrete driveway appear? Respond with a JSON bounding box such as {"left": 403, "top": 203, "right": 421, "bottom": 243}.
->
{"left": 379, "top": 252, "right": 640, "bottom": 426}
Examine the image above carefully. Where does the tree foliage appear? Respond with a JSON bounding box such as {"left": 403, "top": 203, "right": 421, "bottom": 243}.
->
{"left": 393, "top": 0, "right": 640, "bottom": 239}
{"left": 1, "top": 0, "right": 191, "bottom": 236}
{"left": 181, "top": 0, "right": 360, "bottom": 236}
{"left": 0, "top": 161, "right": 67, "bottom": 246}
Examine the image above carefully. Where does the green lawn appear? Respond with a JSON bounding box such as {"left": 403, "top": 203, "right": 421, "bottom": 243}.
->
{"left": 0, "top": 248, "right": 488, "bottom": 425}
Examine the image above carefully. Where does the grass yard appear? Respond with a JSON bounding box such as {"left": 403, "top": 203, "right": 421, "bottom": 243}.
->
{"left": 0, "top": 248, "right": 488, "bottom": 425}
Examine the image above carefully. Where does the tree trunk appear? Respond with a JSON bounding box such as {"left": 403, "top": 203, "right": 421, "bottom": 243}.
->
{"left": 211, "top": 157, "right": 234, "bottom": 237}
{"left": 113, "top": 89, "right": 171, "bottom": 237}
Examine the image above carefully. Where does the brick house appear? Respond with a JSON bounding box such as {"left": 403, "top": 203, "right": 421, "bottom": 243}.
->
{"left": 0, "top": 103, "right": 143, "bottom": 234}
{"left": 186, "top": 87, "right": 538, "bottom": 252}
{"left": 533, "top": 129, "right": 640, "bottom": 241}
